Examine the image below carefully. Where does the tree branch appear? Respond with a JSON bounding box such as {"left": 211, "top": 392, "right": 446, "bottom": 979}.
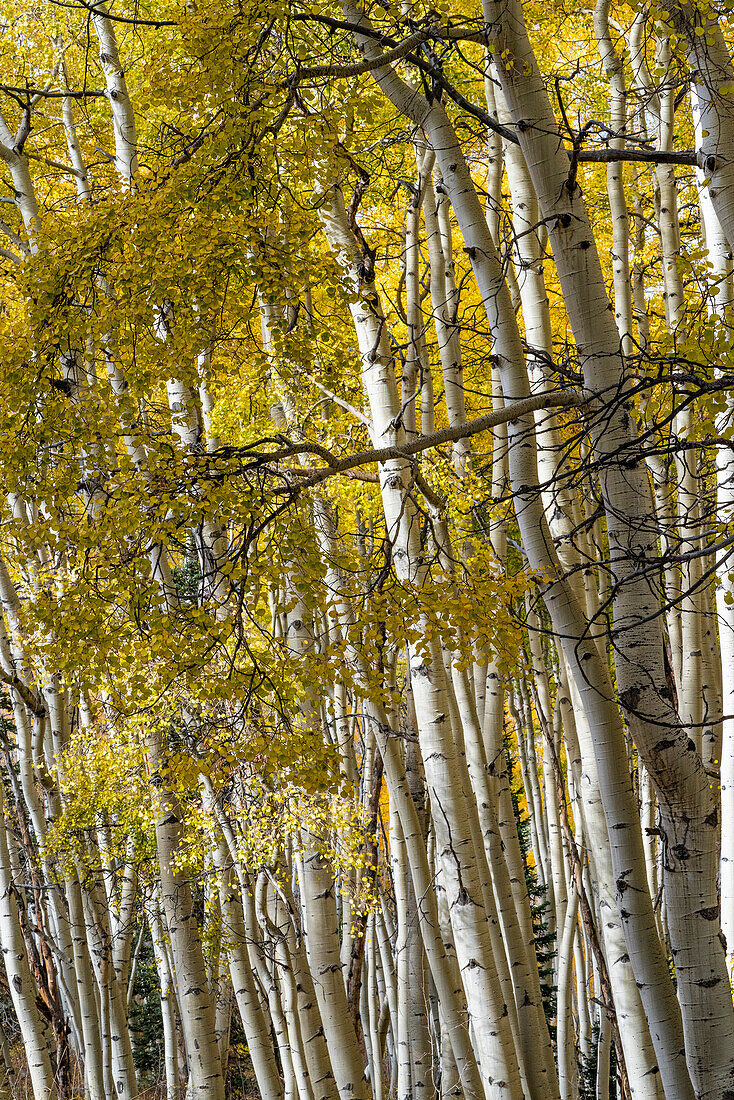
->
{"left": 298, "top": 389, "right": 585, "bottom": 480}
{"left": 44, "top": 0, "right": 176, "bottom": 27}
{"left": 207, "top": 390, "right": 586, "bottom": 489}
{"left": 0, "top": 85, "right": 106, "bottom": 99}
{"left": 291, "top": 15, "right": 699, "bottom": 167}
{"left": 296, "top": 29, "right": 428, "bottom": 79}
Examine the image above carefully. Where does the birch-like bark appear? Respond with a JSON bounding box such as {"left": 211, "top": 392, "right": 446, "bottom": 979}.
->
{"left": 311, "top": 511, "right": 485, "bottom": 1100}
{"left": 204, "top": 811, "right": 284, "bottom": 1100}
{"left": 148, "top": 742, "right": 225, "bottom": 1100}
{"left": 717, "top": 405, "right": 734, "bottom": 979}
{"left": 340, "top": 17, "right": 691, "bottom": 1094}
{"left": 146, "top": 891, "right": 182, "bottom": 1100}
{"left": 556, "top": 886, "right": 579, "bottom": 1100}
{"left": 319, "top": 181, "right": 527, "bottom": 1100}
{"left": 686, "top": 68, "right": 734, "bottom": 971}
{"left": 89, "top": 4, "right": 138, "bottom": 186}
{"left": 422, "top": 173, "right": 468, "bottom": 475}
{"left": 289, "top": 852, "right": 365, "bottom": 1100}
{"left": 81, "top": 871, "right": 138, "bottom": 1100}
{"left": 0, "top": 785, "right": 58, "bottom": 1100}
{"left": 479, "top": 5, "right": 734, "bottom": 1092}
{"left": 594, "top": 0, "right": 634, "bottom": 354}
{"left": 658, "top": 0, "right": 734, "bottom": 257}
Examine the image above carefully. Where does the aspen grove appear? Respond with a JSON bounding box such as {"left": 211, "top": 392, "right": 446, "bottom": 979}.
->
{"left": 0, "top": 0, "right": 732, "bottom": 1097}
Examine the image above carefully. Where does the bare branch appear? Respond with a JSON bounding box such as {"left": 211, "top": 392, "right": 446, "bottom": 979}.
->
{"left": 44, "top": 0, "right": 176, "bottom": 27}
{"left": 0, "top": 85, "right": 106, "bottom": 99}
{"left": 296, "top": 30, "right": 429, "bottom": 79}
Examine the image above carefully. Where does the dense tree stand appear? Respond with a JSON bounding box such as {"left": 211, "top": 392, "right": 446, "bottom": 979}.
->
{"left": 0, "top": 1, "right": 730, "bottom": 1098}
